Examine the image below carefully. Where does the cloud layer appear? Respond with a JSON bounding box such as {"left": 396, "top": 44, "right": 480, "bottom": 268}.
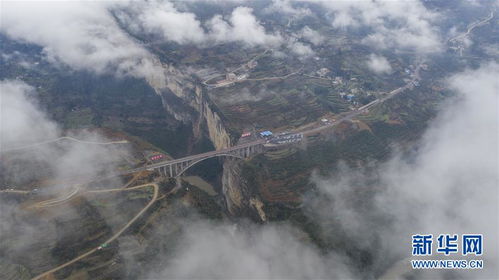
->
{"left": 116, "top": 0, "right": 206, "bottom": 45}
{"left": 148, "top": 219, "right": 355, "bottom": 279}
{"left": 367, "top": 54, "right": 393, "bottom": 74}
{"left": 0, "top": 80, "right": 126, "bottom": 191}
{"left": 144, "top": 63, "right": 498, "bottom": 279}
{"left": 310, "top": 62, "right": 499, "bottom": 278}
{"left": 319, "top": 0, "right": 443, "bottom": 53}
{"left": 0, "top": 1, "right": 163, "bottom": 81}
{"left": 120, "top": 3, "right": 284, "bottom": 47}
{"left": 1, "top": 81, "right": 59, "bottom": 149}
{"left": 300, "top": 26, "right": 325, "bottom": 46}
{"left": 0, "top": 0, "right": 445, "bottom": 80}
{"left": 0, "top": 1, "right": 289, "bottom": 81}
{"left": 207, "top": 7, "right": 283, "bottom": 47}
{"left": 264, "top": 0, "right": 312, "bottom": 18}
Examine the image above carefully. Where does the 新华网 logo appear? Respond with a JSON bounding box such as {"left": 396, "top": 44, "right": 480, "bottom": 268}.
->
{"left": 411, "top": 234, "right": 483, "bottom": 270}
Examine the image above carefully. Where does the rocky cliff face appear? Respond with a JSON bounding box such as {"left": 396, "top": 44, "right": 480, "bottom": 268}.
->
{"left": 201, "top": 98, "right": 231, "bottom": 150}
{"left": 146, "top": 61, "right": 259, "bottom": 218}
{"left": 222, "top": 159, "right": 266, "bottom": 221}
{"left": 221, "top": 159, "right": 245, "bottom": 215}
{"left": 147, "top": 62, "right": 231, "bottom": 150}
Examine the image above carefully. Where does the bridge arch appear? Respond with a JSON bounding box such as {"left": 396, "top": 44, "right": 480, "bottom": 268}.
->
{"left": 174, "top": 153, "right": 244, "bottom": 177}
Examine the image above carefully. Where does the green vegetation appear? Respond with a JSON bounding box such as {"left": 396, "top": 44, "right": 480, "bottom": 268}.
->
{"left": 0, "top": 42, "right": 194, "bottom": 158}
{"left": 241, "top": 79, "right": 447, "bottom": 204}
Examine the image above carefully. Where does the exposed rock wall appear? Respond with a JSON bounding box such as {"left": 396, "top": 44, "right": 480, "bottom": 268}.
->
{"left": 147, "top": 62, "right": 231, "bottom": 150}
{"left": 222, "top": 159, "right": 266, "bottom": 221}
{"left": 146, "top": 61, "right": 255, "bottom": 217}
{"left": 202, "top": 98, "right": 231, "bottom": 150}
{"left": 221, "top": 159, "right": 245, "bottom": 215}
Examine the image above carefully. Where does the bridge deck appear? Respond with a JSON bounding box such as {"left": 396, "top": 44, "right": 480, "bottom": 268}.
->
{"left": 124, "top": 139, "right": 265, "bottom": 174}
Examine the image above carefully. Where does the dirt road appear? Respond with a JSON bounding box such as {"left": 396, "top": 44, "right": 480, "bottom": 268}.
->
{"left": 32, "top": 183, "right": 158, "bottom": 280}
{"left": 2, "top": 136, "right": 128, "bottom": 153}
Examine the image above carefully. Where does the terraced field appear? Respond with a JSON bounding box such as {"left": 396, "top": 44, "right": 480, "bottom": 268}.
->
{"left": 242, "top": 81, "right": 448, "bottom": 204}
{"left": 211, "top": 77, "right": 328, "bottom": 130}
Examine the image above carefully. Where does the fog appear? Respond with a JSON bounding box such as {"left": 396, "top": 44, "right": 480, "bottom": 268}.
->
{"left": 0, "top": 1, "right": 164, "bottom": 82}
{"left": 0, "top": 81, "right": 59, "bottom": 149}
{"left": 366, "top": 54, "right": 393, "bottom": 74}
{"left": 0, "top": 1, "right": 496, "bottom": 279}
{"left": 317, "top": 0, "right": 443, "bottom": 53}
{"left": 147, "top": 63, "right": 498, "bottom": 279}
{"left": 0, "top": 80, "right": 133, "bottom": 278}
{"left": 0, "top": 80, "right": 127, "bottom": 192}
{"left": 0, "top": 0, "right": 445, "bottom": 83}
{"left": 147, "top": 219, "right": 355, "bottom": 279}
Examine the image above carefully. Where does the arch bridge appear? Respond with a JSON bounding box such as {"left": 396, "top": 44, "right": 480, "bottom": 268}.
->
{"left": 125, "top": 140, "right": 265, "bottom": 178}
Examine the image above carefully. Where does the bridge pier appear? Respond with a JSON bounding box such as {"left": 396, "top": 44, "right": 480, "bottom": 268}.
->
{"left": 157, "top": 164, "right": 173, "bottom": 178}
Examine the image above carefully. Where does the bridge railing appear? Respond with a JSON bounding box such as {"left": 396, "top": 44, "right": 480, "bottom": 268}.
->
{"left": 122, "top": 141, "right": 265, "bottom": 176}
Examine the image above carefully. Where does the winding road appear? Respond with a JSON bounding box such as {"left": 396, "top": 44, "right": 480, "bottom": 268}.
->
{"left": 300, "top": 63, "right": 423, "bottom": 136}
{"left": 1, "top": 136, "right": 128, "bottom": 153}
{"left": 30, "top": 186, "right": 81, "bottom": 209}
{"left": 31, "top": 183, "right": 158, "bottom": 280}
{"left": 0, "top": 189, "right": 29, "bottom": 194}
{"left": 448, "top": 10, "right": 495, "bottom": 44}
{"left": 7, "top": 54, "right": 424, "bottom": 280}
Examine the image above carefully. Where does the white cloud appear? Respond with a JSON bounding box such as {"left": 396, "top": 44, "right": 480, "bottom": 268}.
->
{"left": 361, "top": 24, "right": 442, "bottom": 53}
{"left": 148, "top": 70, "right": 499, "bottom": 276}
{"left": 120, "top": 3, "right": 283, "bottom": 48}
{"left": 139, "top": 58, "right": 497, "bottom": 280}
{"left": 0, "top": 81, "right": 133, "bottom": 277}
{"left": 309, "top": 63, "right": 499, "bottom": 278}
{"left": 300, "top": 26, "right": 325, "bottom": 46}
{"left": 207, "top": 7, "right": 283, "bottom": 47}
{"left": 148, "top": 220, "right": 355, "bottom": 279}
{"left": 0, "top": 80, "right": 127, "bottom": 191}
{"left": 117, "top": 0, "right": 206, "bottom": 44}
{"left": 0, "top": 81, "right": 59, "bottom": 149}
{"left": 219, "top": 87, "right": 272, "bottom": 105}
{"left": 265, "top": 0, "right": 312, "bottom": 17}
{"left": 318, "top": 0, "right": 443, "bottom": 53}
{"left": 0, "top": 1, "right": 164, "bottom": 82}
{"left": 288, "top": 41, "right": 314, "bottom": 57}
{"left": 366, "top": 54, "right": 392, "bottom": 74}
